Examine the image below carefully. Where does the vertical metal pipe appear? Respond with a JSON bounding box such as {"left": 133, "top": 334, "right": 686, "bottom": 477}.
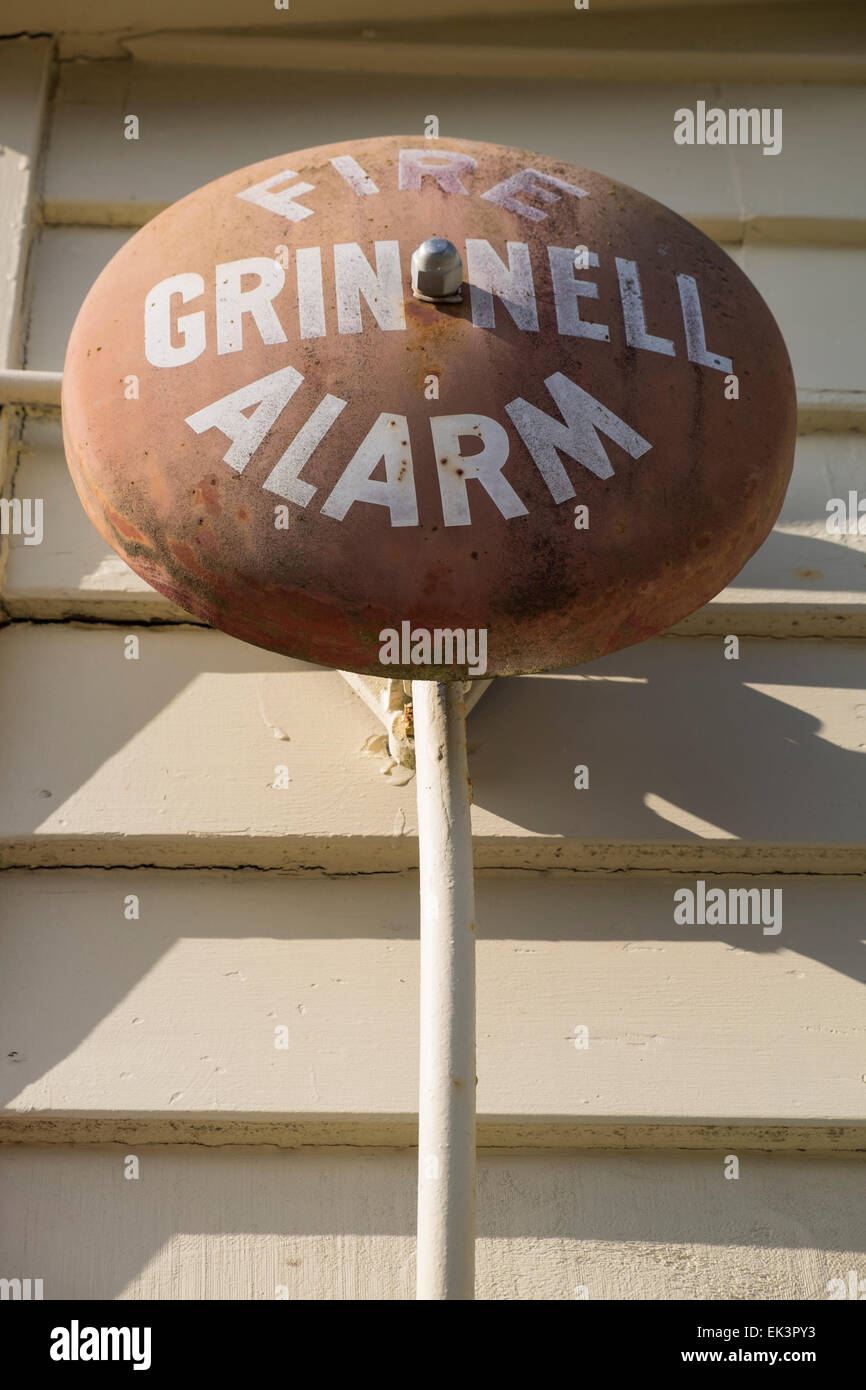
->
{"left": 413, "top": 679, "right": 477, "bottom": 1301}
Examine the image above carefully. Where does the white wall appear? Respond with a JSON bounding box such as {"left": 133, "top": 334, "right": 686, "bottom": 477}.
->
{"left": 1, "top": 2, "right": 865, "bottom": 1299}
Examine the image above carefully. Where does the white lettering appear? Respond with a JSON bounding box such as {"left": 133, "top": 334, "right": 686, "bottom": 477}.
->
{"left": 677, "top": 274, "right": 732, "bottom": 373}
{"left": 430, "top": 414, "right": 528, "bottom": 526}
{"left": 296, "top": 246, "right": 326, "bottom": 339}
{"left": 548, "top": 245, "right": 609, "bottom": 341}
{"left": 144, "top": 272, "right": 205, "bottom": 368}
{"left": 236, "top": 168, "right": 315, "bottom": 221}
{"left": 330, "top": 154, "right": 379, "bottom": 195}
{"left": 262, "top": 393, "right": 347, "bottom": 505}
{"left": 480, "top": 166, "right": 587, "bottom": 222}
{"left": 398, "top": 148, "right": 476, "bottom": 194}
{"left": 334, "top": 241, "right": 406, "bottom": 334}
{"left": 216, "top": 257, "right": 287, "bottom": 356}
{"left": 185, "top": 366, "right": 303, "bottom": 472}
{"left": 506, "top": 372, "right": 651, "bottom": 501}
{"left": 465, "top": 239, "right": 538, "bottom": 331}
{"left": 320, "top": 413, "right": 418, "bottom": 526}
{"left": 616, "top": 258, "right": 675, "bottom": 357}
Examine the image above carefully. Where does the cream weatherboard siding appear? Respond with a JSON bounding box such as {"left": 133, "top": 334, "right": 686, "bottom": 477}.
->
{"left": 1, "top": 1146, "right": 864, "bottom": 1302}
{"left": 1, "top": 870, "right": 865, "bottom": 1135}
{"left": 1, "top": 4, "right": 865, "bottom": 1301}
{"left": 1, "top": 624, "right": 866, "bottom": 875}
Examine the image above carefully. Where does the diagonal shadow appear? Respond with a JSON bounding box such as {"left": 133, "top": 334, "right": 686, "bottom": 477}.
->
{"left": 469, "top": 640, "right": 866, "bottom": 848}
{"left": 1, "top": 1144, "right": 864, "bottom": 1299}
{"left": 0, "top": 618, "right": 864, "bottom": 1124}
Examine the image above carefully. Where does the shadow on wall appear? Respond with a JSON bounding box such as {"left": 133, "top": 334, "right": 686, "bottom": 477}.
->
{"left": 0, "top": 1144, "right": 863, "bottom": 1299}
{"left": 469, "top": 630, "right": 866, "bottom": 847}
{"left": 1, "top": 624, "right": 865, "bottom": 1117}
{"left": 719, "top": 526, "right": 866, "bottom": 603}
{"left": 0, "top": 864, "right": 863, "bottom": 1117}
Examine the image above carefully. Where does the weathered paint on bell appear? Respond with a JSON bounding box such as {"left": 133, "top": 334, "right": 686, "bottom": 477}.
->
{"left": 62, "top": 135, "right": 796, "bottom": 679}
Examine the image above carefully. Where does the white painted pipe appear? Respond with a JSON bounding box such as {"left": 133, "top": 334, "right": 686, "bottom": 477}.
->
{"left": 413, "top": 679, "right": 476, "bottom": 1301}
{"left": 0, "top": 369, "right": 63, "bottom": 406}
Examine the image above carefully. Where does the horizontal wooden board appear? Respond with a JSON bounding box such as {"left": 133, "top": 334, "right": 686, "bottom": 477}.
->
{"left": 12, "top": 0, "right": 824, "bottom": 44}
{"left": 41, "top": 58, "right": 866, "bottom": 232}
{"left": 0, "top": 870, "right": 864, "bottom": 1131}
{"left": 0, "top": 624, "right": 865, "bottom": 872}
{"left": 6, "top": 420, "right": 866, "bottom": 634}
{"left": 733, "top": 243, "right": 866, "bottom": 395}
{"left": 116, "top": 33, "right": 866, "bottom": 88}
{"left": 5, "top": 419, "right": 191, "bottom": 620}
{"left": 0, "top": 1143, "right": 863, "bottom": 1300}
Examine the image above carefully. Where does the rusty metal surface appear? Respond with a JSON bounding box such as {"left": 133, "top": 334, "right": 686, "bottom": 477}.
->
{"left": 62, "top": 135, "right": 796, "bottom": 678}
